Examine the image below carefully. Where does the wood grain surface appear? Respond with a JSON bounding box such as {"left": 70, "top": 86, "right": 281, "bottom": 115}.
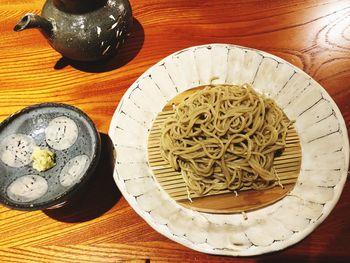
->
{"left": 0, "top": 0, "right": 349, "bottom": 262}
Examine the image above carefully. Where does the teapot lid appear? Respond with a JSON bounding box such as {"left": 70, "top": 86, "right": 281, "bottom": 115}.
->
{"left": 53, "top": 0, "right": 108, "bottom": 13}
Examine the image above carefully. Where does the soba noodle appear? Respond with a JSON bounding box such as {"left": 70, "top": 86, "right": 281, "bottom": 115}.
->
{"left": 160, "top": 84, "right": 289, "bottom": 196}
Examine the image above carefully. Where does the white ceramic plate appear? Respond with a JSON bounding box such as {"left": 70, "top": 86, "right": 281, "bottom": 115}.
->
{"left": 108, "top": 44, "right": 349, "bottom": 256}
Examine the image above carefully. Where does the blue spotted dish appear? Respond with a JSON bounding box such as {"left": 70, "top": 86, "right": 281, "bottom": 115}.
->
{"left": 0, "top": 103, "right": 101, "bottom": 210}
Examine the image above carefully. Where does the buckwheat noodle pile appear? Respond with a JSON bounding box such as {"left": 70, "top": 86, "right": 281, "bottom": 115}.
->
{"left": 160, "top": 84, "right": 290, "bottom": 196}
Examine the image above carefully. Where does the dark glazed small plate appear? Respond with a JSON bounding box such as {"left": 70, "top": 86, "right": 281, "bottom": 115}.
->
{"left": 0, "top": 103, "right": 101, "bottom": 210}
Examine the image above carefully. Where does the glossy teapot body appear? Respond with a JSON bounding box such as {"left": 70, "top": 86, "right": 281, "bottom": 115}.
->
{"left": 15, "top": 0, "right": 133, "bottom": 61}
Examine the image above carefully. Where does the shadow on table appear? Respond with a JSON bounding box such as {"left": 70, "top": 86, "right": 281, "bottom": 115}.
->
{"left": 44, "top": 133, "right": 121, "bottom": 222}
{"left": 54, "top": 18, "right": 144, "bottom": 73}
{"left": 253, "top": 238, "right": 348, "bottom": 263}
{"left": 256, "top": 255, "right": 347, "bottom": 263}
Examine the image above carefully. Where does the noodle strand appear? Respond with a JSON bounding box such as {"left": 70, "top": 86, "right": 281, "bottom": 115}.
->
{"left": 160, "top": 84, "right": 289, "bottom": 196}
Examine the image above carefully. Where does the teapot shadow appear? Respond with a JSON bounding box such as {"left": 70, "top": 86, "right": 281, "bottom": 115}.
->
{"left": 54, "top": 18, "right": 144, "bottom": 73}
{"left": 43, "top": 133, "right": 120, "bottom": 222}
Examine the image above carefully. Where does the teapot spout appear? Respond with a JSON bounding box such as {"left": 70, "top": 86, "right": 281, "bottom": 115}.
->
{"left": 14, "top": 13, "right": 53, "bottom": 38}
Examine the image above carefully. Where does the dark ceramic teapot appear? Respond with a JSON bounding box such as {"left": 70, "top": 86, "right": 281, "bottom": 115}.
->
{"left": 14, "top": 0, "right": 133, "bottom": 62}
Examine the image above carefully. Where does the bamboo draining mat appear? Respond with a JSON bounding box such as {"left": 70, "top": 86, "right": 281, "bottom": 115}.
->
{"left": 147, "top": 86, "right": 302, "bottom": 213}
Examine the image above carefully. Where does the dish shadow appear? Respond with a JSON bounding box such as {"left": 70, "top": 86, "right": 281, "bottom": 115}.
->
{"left": 44, "top": 133, "right": 120, "bottom": 222}
{"left": 256, "top": 254, "right": 347, "bottom": 263}
{"left": 253, "top": 236, "right": 348, "bottom": 263}
{"left": 54, "top": 18, "right": 144, "bottom": 73}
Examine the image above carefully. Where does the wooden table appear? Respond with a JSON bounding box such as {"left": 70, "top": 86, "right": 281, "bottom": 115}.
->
{"left": 1, "top": 0, "right": 349, "bottom": 262}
